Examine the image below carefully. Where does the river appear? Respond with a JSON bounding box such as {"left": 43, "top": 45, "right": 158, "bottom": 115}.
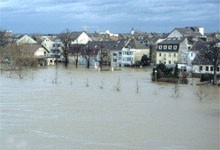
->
{"left": 0, "top": 65, "right": 219, "bottom": 149}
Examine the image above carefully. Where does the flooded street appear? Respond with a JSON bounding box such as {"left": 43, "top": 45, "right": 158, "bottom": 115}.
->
{"left": 0, "top": 65, "right": 219, "bottom": 149}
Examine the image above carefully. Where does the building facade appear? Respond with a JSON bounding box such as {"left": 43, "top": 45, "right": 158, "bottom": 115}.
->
{"left": 156, "top": 37, "right": 190, "bottom": 69}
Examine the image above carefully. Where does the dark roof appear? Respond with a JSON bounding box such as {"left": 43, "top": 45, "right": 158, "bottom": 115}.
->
{"left": 69, "top": 32, "right": 82, "bottom": 40}
{"left": 190, "top": 40, "right": 207, "bottom": 52}
{"left": 125, "top": 38, "right": 148, "bottom": 49}
{"left": 192, "top": 53, "right": 213, "bottom": 65}
{"left": 88, "top": 41, "right": 118, "bottom": 50}
{"left": 192, "top": 42, "right": 220, "bottom": 65}
{"left": 175, "top": 27, "right": 202, "bottom": 37}
{"left": 158, "top": 37, "right": 185, "bottom": 45}
{"left": 21, "top": 44, "right": 45, "bottom": 54}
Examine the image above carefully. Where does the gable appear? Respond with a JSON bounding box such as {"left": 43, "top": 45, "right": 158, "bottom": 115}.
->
{"left": 167, "top": 29, "right": 183, "bottom": 38}
{"left": 17, "top": 35, "right": 37, "bottom": 44}
{"left": 71, "top": 32, "right": 92, "bottom": 44}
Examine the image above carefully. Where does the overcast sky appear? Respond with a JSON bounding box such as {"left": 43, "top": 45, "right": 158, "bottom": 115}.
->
{"left": 0, "top": 0, "right": 219, "bottom": 34}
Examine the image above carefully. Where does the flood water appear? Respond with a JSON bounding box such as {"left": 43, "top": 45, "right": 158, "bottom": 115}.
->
{"left": 0, "top": 65, "right": 219, "bottom": 149}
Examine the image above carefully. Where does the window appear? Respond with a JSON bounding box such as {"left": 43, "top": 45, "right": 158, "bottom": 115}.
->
{"left": 169, "top": 53, "right": 171, "bottom": 57}
{"left": 168, "top": 45, "right": 172, "bottom": 50}
{"left": 113, "top": 59, "right": 117, "bottom": 62}
{"left": 159, "top": 45, "right": 162, "bottom": 49}
{"left": 173, "top": 45, "right": 178, "bottom": 50}
{"left": 159, "top": 53, "right": 161, "bottom": 56}
{"left": 169, "top": 61, "right": 171, "bottom": 64}
{"left": 159, "top": 60, "right": 162, "bottom": 64}
{"left": 174, "top": 53, "right": 176, "bottom": 57}
{"left": 206, "top": 66, "right": 209, "bottom": 71}
{"left": 210, "top": 67, "right": 213, "bottom": 71}
{"left": 217, "top": 67, "right": 220, "bottom": 72}
{"left": 164, "top": 61, "right": 166, "bottom": 64}
{"left": 164, "top": 45, "right": 167, "bottom": 50}
{"left": 199, "top": 66, "right": 203, "bottom": 71}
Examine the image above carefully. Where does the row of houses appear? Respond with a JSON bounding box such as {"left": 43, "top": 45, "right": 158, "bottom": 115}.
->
{"left": 155, "top": 26, "right": 220, "bottom": 75}
{"left": 1, "top": 27, "right": 219, "bottom": 76}
{"left": 1, "top": 31, "right": 150, "bottom": 67}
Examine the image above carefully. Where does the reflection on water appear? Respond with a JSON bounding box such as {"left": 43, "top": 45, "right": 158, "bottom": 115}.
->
{"left": 0, "top": 65, "right": 219, "bottom": 149}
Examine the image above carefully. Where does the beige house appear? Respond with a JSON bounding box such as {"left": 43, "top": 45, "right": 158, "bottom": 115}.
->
{"left": 156, "top": 37, "right": 191, "bottom": 70}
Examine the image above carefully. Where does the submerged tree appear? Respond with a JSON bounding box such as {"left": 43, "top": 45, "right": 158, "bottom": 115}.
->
{"left": 59, "top": 28, "right": 71, "bottom": 67}
{"left": 81, "top": 41, "right": 93, "bottom": 68}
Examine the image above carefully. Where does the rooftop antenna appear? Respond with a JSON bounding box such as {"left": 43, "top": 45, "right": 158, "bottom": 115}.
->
{"left": 83, "top": 25, "right": 88, "bottom": 33}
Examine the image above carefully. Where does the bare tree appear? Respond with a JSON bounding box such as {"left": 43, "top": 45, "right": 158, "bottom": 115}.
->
{"left": 59, "top": 29, "right": 71, "bottom": 67}
{"left": 69, "top": 43, "right": 82, "bottom": 68}
{"left": 136, "top": 80, "right": 139, "bottom": 94}
{"left": 81, "top": 41, "right": 99, "bottom": 68}
{"left": 171, "top": 84, "right": 181, "bottom": 98}
{"left": 0, "top": 30, "right": 9, "bottom": 72}
{"left": 81, "top": 41, "right": 92, "bottom": 68}
{"left": 197, "top": 40, "right": 220, "bottom": 85}
{"left": 194, "top": 86, "right": 208, "bottom": 101}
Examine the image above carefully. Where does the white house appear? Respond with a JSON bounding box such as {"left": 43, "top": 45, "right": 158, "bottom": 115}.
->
{"left": 121, "top": 38, "right": 150, "bottom": 66}
{"left": 41, "top": 37, "right": 54, "bottom": 52}
{"left": 70, "top": 32, "right": 92, "bottom": 45}
{"left": 111, "top": 50, "right": 122, "bottom": 67}
{"left": 16, "top": 35, "right": 37, "bottom": 45}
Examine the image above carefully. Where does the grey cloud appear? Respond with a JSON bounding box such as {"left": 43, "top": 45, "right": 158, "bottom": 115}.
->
{"left": 0, "top": 0, "right": 219, "bottom": 33}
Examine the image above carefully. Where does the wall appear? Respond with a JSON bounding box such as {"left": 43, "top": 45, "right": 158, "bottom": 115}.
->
{"left": 178, "top": 38, "right": 190, "bottom": 64}
{"left": 192, "top": 65, "right": 220, "bottom": 74}
{"left": 156, "top": 52, "right": 178, "bottom": 65}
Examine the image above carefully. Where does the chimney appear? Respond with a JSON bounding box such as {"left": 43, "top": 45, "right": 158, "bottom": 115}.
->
{"left": 198, "top": 27, "right": 204, "bottom": 36}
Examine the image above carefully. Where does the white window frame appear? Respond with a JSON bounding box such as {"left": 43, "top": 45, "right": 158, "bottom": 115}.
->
{"left": 168, "top": 45, "right": 172, "bottom": 50}
{"left": 164, "top": 45, "right": 167, "bottom": 50}
{"left": 173, "top": 45, "right": 178, "bottom": 50}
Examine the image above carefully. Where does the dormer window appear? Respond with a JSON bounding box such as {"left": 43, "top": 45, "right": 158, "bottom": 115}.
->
{"left": 164, "top": 45, "right": 167, "bottom": 50}
{"left": 173, "top": 45, "right": 178, "bottom": 50}
{"left": 168, "top": 45, "right": 172, "bottom": 50}
{"left": 159, "top": 45, "right": 162, "bottom": 50}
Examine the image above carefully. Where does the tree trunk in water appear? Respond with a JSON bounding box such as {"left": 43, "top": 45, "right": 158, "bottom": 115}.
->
{"left": 64, "top": 49, "right": 68, "bottom": 67}
{"left": 64, "top": 55, "right": 68, "bottom": 67}
{"left": 87, "top": 60, "right": 90, "bottom": 68}
{"left": 213, "top": 68, "right": 217, "bottom": 85}
{"left": 99, "top": 60, "right": 102, "bottom": 70}
{"left": 75, "top": 55, "right": 78, "bottom": 68}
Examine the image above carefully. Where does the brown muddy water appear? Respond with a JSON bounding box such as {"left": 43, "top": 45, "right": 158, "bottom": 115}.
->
{"left": 0, "top": 65, "right": 219, "bottom": 149}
